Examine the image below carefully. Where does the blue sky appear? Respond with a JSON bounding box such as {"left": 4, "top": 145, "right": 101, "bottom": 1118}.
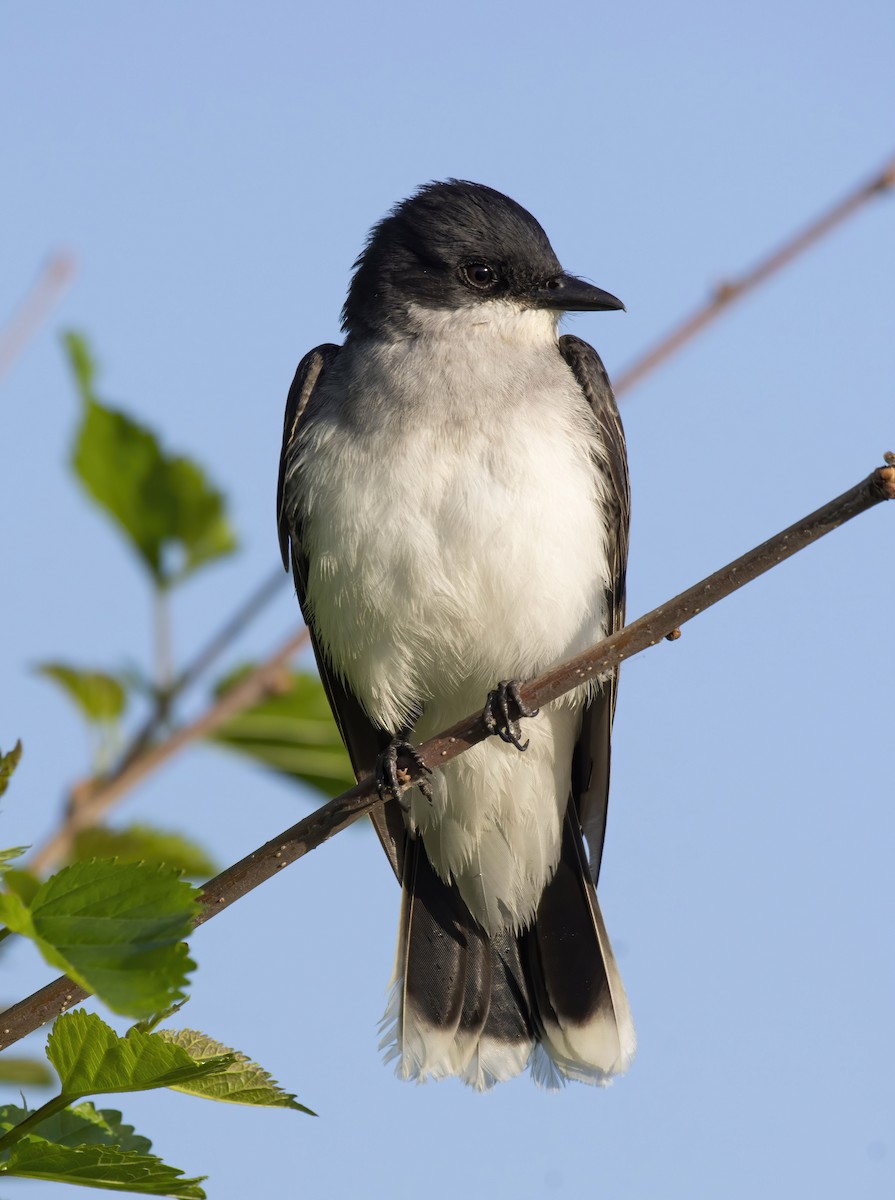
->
{"left": 2, "top": 2, "right": 894, "bottom": 1197}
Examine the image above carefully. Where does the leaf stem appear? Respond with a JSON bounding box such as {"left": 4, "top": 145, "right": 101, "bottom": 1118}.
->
{"left": 0, "top": 1092, "right": 74, "bottom": 1153}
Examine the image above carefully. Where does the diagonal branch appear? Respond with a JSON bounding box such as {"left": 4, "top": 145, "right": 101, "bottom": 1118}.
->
{"left": 0, "top": 253, "right": 76, "bottom": 382}
{"left": 169, "top": 568, "right": 287, "bottom": 702}
{"left": 3, "top": 457, "right": 891, "bottom": 1051}
{"left": 613, "top": 155, "right": 895, "bottom": 395}
{"left": 112, "top": 567, "right": 289, "bottom": 777}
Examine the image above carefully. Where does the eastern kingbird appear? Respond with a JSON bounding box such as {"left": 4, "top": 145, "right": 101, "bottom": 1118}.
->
{"left": 277, "top": 180, "right": 634, "bottom": 1088}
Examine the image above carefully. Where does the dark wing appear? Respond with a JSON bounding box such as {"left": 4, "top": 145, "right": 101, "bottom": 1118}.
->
{"left": 277, "top": 345, "right": 340, "bottom": 570}
{"left": 558, "top": 334, "right": 630, "bottom": 885}
{"left": 277, "top": 344, "right": 407, "bottom": 879}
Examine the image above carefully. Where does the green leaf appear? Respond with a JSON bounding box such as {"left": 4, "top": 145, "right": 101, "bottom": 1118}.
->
{"left": 70, "top": 825, "right": 217, "bottom": 878}
{"left": 0, "top": 892, "right": 36, "bottom": 939}
{"left": 0, "top": 1058, "right": 54, "bottom": 1087}
{"left": 65, "top": 329, "right": 97, "bottom": 400}
{"left": 0, "top": 1103, "right": 38, "bottom": 1135}
{"left": 154, "top": 455, "right": 238, "bottom": 582}
{"left": 0, "top": 860, "right": 199, "bottom": 1018}
{"left": 0, "top": 1102, "right": 149, "bottom": 1152}
{"left": 37, "top": 663, "right": 128, "bottom": 723}
{"left": 0, "top": 1019, "right": 239, "bottom": 1197}
{"left": 0, "top": 866, "right": 40, "bottom": 903}
{"left": 158, "top": 1029, "right": 314, "bottom": 1113}
{"left": 65, "top": 331, "right": 237, "bottom": 587}
{"left": 63, "top": 1105, "right": 152, "bottom": 1154}
{"left": 0, "top": 845, "right": 28, "bottom": 870}
{"left": 210, "top": 668, "right": 354, "bottom": 798}
{"left": 47, "top": 1012, "right": 235, "bottom": 1097}
{"left": 0, "top": 1135, "right": 206, "bottom": 1198}
{"left": 131, "top": 998, "right": 188, "bottom": 1035}
{"left": 0, "top": 740, "right": 22, "bottom": 798}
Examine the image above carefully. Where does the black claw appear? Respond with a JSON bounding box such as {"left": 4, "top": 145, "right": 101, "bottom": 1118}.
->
{"left": 376, "top": 737, "right": 433, "bottom": 809}
{"left": 482, "top": 680, "right": 539, "bottom": 752}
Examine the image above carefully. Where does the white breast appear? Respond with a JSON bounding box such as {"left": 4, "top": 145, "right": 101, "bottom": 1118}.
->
{"left": 291, "top": 302, "right": 614, "bottom": 930}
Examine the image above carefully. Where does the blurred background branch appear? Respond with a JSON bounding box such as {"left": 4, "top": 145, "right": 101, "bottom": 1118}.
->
{"left": 27, "top": 627, "right": 309, "bottom": 876}
{"left": 0, "top": 253, "right": 75, "bottom": 382}
{"left": 613, "top": 153, "right": 895, "bottom": 394}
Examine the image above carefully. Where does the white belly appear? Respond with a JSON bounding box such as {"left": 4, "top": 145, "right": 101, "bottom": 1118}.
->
{"left": 294, "top": 313, "right": 613, "bottom": 930}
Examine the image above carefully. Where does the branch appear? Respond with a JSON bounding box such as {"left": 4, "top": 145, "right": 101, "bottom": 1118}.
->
{"left": 0, "top": 253, "right": 76, "bottom": 382}
{"left": 4, "top": 458, "right": 891, "bottom": 1050}
{"left": 26, "top": 627, "right": 309, "bottom": 876}
{"left": 613, "top": 155, "right": 895, "bottom": 395}
{"left": 169, "top": 567, "right": 286, "bottom": 701}
{"left": 112, "top": 567, "right": 288, "bottom": 776}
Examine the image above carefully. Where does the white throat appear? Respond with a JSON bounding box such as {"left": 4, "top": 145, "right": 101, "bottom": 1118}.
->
{"left": 401, "top": 299, "right": 560, "bottom": 348}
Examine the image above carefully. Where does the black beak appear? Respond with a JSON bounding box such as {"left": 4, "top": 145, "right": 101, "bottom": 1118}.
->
{"left": 531, "top": 273, "right": 625, "bottom": 313}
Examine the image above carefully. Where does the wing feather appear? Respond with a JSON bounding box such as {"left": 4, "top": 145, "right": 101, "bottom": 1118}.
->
{"left": 558, "top": 334, "right": 630, "bottom": 884}
{"left": 277, "top": 343, "right": 406, "bottom": 877}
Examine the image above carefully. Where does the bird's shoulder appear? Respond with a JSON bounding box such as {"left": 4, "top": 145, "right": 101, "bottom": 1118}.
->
{"left": 276, "top": 342, "right": 341, "bottom": 569}
{"left": 557, "top": 334, "right": 615, "bottom": 416}
{"left": 558, "top": 333, "right": 629, "bottom": 534}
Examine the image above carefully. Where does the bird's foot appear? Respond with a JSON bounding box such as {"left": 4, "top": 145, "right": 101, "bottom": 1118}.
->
{"left": 482, "top": 679, "right": 539, "bottom": 751}
{"left": 376, "top": 737, "right": 432, "bottom": 810}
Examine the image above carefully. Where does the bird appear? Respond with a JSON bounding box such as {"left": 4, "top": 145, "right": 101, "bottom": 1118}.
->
{"left": 277, "top": 180, "right": 634, "bottom": 1089}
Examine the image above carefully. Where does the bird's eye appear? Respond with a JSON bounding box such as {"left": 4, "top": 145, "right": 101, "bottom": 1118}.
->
{"left": 461, "top": 262, "right": 499, "bottom": 290}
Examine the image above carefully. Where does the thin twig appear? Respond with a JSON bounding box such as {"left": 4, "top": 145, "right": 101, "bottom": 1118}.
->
{"left": 114, "top": 567, "right": 289, "bottom": 775}
{"left": 27, "top": 627, "right": 309, "bottom": 876}
{"left": 171, "top": 567, "right": 286, "bottom": 699}
{"left": 4, "top": 459, "right": 891, "bottom": 1050}
{"left": 0, "top": 253, "right": 76, "bottom": 382}
{"left": 153, "top": 588, "right": 174, "bottom": 698}
{"left": 614, "top": 155, "right": 895, "bottom": 395}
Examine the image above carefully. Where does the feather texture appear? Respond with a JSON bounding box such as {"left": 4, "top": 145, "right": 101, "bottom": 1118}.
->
{"left": 278, "top": 188, "right": 634, "bottom": 1088}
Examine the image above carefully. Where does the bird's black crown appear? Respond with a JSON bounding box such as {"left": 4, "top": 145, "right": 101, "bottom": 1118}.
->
{"left": 341, "top": 180, "right": 563, "bottom": 335}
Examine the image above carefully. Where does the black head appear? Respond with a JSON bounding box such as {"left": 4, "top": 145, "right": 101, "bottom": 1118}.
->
{"left": 341, "top": 180, "right": 623, "bottom": 336}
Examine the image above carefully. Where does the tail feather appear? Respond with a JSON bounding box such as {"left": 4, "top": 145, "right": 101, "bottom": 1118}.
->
{"left": 382, "top": 814, "right": 634, "bottom": 1089}
{"left": 381, "top": 838, "right": 492, "bottom": 1081}
{"left": 525, "top": 808, "right": 636, "bottom": 1085}
{"left": 461, "top": 932, "right": 535, "bottom": 1089}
